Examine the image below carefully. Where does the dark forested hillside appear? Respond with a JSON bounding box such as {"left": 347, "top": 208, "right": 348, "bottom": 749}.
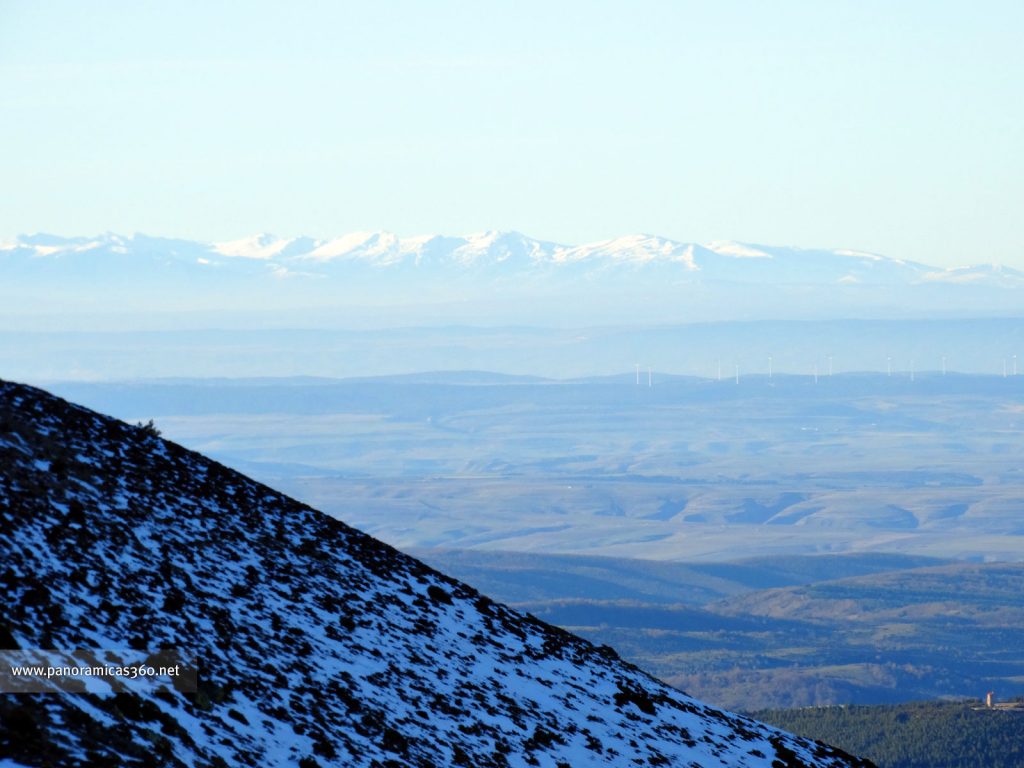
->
{"left": 753, "top": 700, "right": 1024, "bottom": 768}
{"left": 416, "top": 548, "right": 1024, "bottom": 710}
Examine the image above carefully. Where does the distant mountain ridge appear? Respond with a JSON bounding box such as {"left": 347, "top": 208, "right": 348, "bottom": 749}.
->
{"left": 3, "top": 231, "right": 1022, "bottom": 323}
{"left": 5, "top": 230, "right": 1020, "bottom": 285}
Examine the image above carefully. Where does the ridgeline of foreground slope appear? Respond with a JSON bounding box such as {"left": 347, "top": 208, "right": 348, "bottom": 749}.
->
{"left": 0, "top": 380, "right": 871, "bottom": 766}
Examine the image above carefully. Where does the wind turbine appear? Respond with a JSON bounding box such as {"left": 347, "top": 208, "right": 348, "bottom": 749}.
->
{"left": 648, "top": 366, "right": 652, "bottom": 387}
{"left": 768, "top": 355, "right": 773, "bottom": 380}
{"left": 887, "top": 356, "right": 892, "bottom": 377}
{"left": 635, "top": 363, "right": 640, "bottom": 386}
{"left": 942, "top": 355, "right": 947, "bottom": 376}
{"left": 828, "top": 355, "right": 833, "bottom": 377}
{"left": 734, "top": 363, "right": 740, "bottom": 385}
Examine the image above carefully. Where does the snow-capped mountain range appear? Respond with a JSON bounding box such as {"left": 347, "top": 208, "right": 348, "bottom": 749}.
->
{"left": 0, "top": 379, "right": 871, "bottom": 766}
{"left": 3, "top": 230, "right": 1020, "bottom": 283}
{"left": 2, "top": 231, "right": 1021, "bottom": 323}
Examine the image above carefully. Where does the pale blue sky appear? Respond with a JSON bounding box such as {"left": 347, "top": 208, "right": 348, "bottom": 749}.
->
{"left": 2, "top": 1, "right": 1022, "bottom": 267}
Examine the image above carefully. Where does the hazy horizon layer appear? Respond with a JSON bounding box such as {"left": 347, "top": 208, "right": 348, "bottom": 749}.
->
{"left": 5, "top": 319, "right": 1023, "bottom": 382}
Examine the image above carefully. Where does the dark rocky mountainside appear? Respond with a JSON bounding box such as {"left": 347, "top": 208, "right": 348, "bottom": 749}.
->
{"left": 0, "top": 379, "right": 872, "bottom": 767}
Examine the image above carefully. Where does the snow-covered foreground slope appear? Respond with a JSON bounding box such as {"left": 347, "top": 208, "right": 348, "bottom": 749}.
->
{"left": 0, "top": 380, "right": 872, "bottom": 767}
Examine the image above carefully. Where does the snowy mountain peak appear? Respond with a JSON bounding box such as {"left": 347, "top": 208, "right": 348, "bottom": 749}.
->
{"left": 1, "top": 232, "right": 127, "bottom": 256}
{"left": 562, "top": 234, "right": 702, "bottom": 267}
{"left": 304, "top": 230, "right": 403, "bottom": 262}
{"left": 213, "top": 232, "right": 284, "bottom": 258}
{"left": 214, "top": 233, "right": 322, "bottom": 260}
{"left": 706, "top": 241, "right": 774, "bottom": 258}
{"left": 449, "top": 230, "right": 557, "bottom": 265}
{"left": 924, "top": 262, "right": 1024, "bottom": 283}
